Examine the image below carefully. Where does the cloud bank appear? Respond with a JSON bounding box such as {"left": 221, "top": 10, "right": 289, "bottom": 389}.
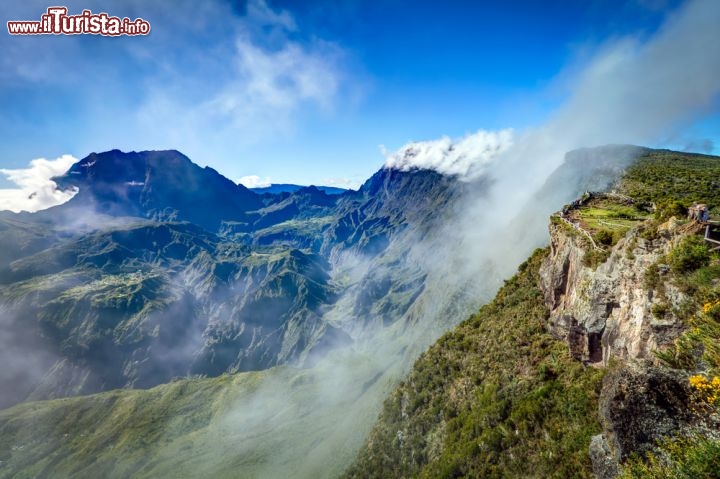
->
{"left": 382, "top": 129, "right": 513, "bottom": 178}
{"left": 0, "top": 155, "right": 78, "bottom": 213}
{"left": 383, "top": 0, "right": 719, "bottom": 186}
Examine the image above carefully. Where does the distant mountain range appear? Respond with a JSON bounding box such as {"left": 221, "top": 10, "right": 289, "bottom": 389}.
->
{"left": 0, "top": 149, "right": 460, "bottom": 408}
{"left": 250, "top": 183, "right": 347, "bottom": 195}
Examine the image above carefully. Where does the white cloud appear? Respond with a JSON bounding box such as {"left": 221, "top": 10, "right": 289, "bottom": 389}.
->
{"left": 382, "top": 129, "right": 513, "bottom": 178}
{"left": 200, "top": 35, "right": 341, "bottom": 132}
{"left": 237, "top": 175, "right": 272, "bottom": 188}
{"left": 492, "top": 0, "right": 720, "bottom": 197}
{"left": 246, "top": 0, "right": 297, "bottom": 31}
{"left": 130, "top": 0, "right": 347, "bottom": 158}
{"left": 0, "top": 155, "right": 78, "bottom": 213}
{"left": 0, "top": 0, "right": 354, "bottom": 175}
{"left": 322, "top": 177, "right": 359, "bottom": 189}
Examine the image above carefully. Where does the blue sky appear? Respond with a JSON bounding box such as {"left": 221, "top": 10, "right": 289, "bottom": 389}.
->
{"left": 0, "top": 0, "right": 717, "bottom": 192}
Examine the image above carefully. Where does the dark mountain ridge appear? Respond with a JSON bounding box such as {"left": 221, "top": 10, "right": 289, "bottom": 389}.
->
{"left": 251, "top": 183, "right": 347, "bottom": 195}
{"left": 53, "top": 149, "right": 262, "bottom": 231}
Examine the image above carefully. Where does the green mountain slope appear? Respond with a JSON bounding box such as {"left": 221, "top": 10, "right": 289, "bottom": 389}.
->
{"left": 0, "top": 219, "right": 347, "bottom": 407}
{"left": 344, "top": 249, "right": 605, "bottom": 478}
{"left": 0, "top": 332, "right": 420, "bottom": 479}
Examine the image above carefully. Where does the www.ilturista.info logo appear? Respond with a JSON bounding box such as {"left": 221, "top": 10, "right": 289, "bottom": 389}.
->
{"left": 7, "top": 7, "right": 150, "bottom": 36}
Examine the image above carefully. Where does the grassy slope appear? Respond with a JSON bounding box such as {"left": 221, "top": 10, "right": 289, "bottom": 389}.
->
{"left": 345, "top": 249, "right": 605, "bottom": 478}
{"left": 0, "top": 357, "right": 401, "bottom": 479}
{"left": 576, "top": 200, "right": 650, "bottom": 235}
{"left": 618, "top": 149, "right": 720, "bottom": 211}
{"left": 0, "top": 372, "right": 259, "bottom": 479}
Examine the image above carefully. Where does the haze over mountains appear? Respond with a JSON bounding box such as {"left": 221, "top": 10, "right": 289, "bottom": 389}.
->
{"left": 0, "top": 148, "right": 464, "bottom": 408}
{"left": 0, "top": 145, "right": 720, "bottom": 477}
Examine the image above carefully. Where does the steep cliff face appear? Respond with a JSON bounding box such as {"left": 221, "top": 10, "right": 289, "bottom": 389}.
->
{"left": 539, "top": 220, "right": 686, "bottom": 366}
{"left": 538, "top": 216, "right": 720, "bottom": 477}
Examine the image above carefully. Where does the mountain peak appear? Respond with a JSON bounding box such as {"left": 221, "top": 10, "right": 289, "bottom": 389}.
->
{"left": 54, "top": 149, "right": 262, "bottom": 231}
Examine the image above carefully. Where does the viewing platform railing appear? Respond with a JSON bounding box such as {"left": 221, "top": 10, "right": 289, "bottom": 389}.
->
{"left": 705, "top": 220, "right": 720, "bottom": 251}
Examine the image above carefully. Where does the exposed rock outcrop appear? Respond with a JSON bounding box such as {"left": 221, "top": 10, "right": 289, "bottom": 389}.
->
{"left": 590, "top": 361, "right": 720, "bottom": 478}
{"left": 599, "top": 363, "right": 699, "bottom": 457}
{"left": 539, "top": 220, "right": 685, "bottom": 366}
{"left": 589, "top": 433, "right": 619, "bottom": 479}
{"left": 538, "top": 217, "right": 719, "bottom": 477}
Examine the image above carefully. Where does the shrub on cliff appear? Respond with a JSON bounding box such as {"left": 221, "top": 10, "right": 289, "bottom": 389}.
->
{"left": 655, "top": 199, "right": 686, "bottom": 222}
{"left": 668, "top": 235, "right": 711, "bottom": 274}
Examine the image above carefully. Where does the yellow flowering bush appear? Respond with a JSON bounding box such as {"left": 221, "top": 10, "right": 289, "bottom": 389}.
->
{"left": 689, "top": 374, "right": 720, "bottom": 405}
{"left": 702, "top": 300, "right": 720, "bottom": 317}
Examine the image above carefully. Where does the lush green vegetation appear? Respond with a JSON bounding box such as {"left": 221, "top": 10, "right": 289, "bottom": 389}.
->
{"left": 667, "top": 234, "right": 713, "bottom": 274}
{"left": 3, "top": 147, "right": 719, "bottom": 478}
{"left": 0, "top": 373, "right": 242, "bottom": 478}
{"left": 0, "top": 355, "right": 396, "bottom": 479}
{"left": 345, "top": 249, "right": 605, "bottom": 478}
{"left": 620, "top": 436, "right": 720, "bottom": 479}
{"left": 348, "top": 148, "right": 720, "bottom": 478}
{"left": 653, "top": 234, "right": 720, "bottom": 371}
{"left": 577, "top": 201, "right": 649, "bottom": 238}
{"left": 574, "top": 198, "right": 649, "bottom": 247}
{"left": 631, "top": 230, "right": 720, "bottom": 477}
{"left": 581, "top": 248, "right": 611, "bottom": 269}
{"left": 618, "top": 150, "right": 720, "bottom": 213}
{"left": 560, "top": 197, "right": 649, "bottom": 269}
